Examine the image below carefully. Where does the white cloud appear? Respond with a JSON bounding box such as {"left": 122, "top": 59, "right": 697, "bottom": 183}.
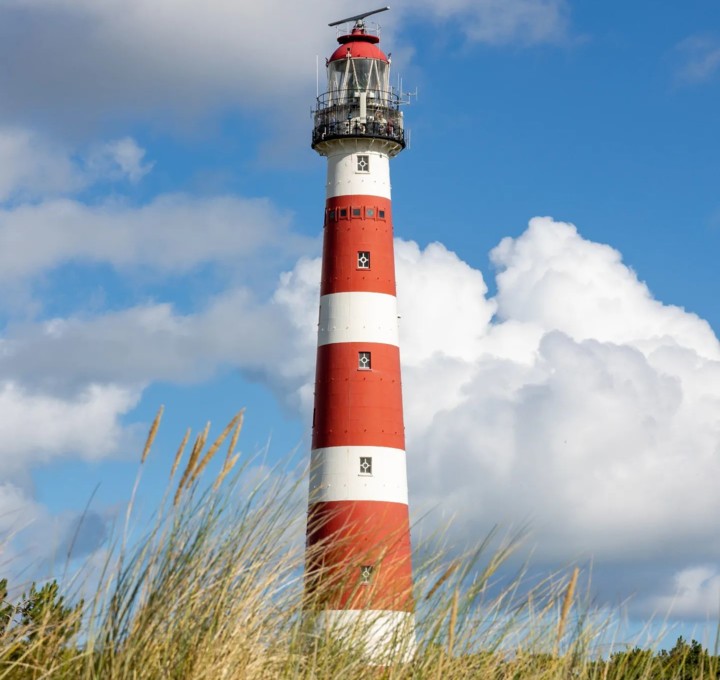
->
{"left": 0, "top": 128, "right": 84, "bottom": 202}
{"left": 266, "top": 218, "right": 720, "bottom": 616}
{"left": 0, "top": 382, "right": 139, "bottom": 470}
{"left": 646, "top": 566, "right": 720, "bottom": 619}
{"left": 415, "top": 0, "right": 571, "bottom": 46}
{"left": 0, "top": 482, "right": 44, "bottom": 536}
{"left": 0, "top": 128, "right": 155, "bottom": 203}
{"left": 675, "top": 35, "right": 720, "bottom": 84}
{"left": 88, "top": 137, "right": 154, "bottom": 183}
{"left": 0, "top": 193, "right": 310, "bottom": 282}
{"left": 0, "top": 0, "right": 358, "bottom": 127}
{"left": 0, "top": 291, "right": 294, "bottom": 396}
{"left": 0, "top": 480, "right": 112, "bottom": 578}
{"left": 491, "top": 218, "right": 720, "bottom": 359}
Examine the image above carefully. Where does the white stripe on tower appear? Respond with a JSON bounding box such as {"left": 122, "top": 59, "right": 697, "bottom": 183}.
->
{"left": 310, "top": 446, "right": 408, "bottom": 504}
{"left": 317, "top": 292, "right": 400, "bottom": 346}
{"left": 325, "top": 149, "right": 392, "bottom": 199}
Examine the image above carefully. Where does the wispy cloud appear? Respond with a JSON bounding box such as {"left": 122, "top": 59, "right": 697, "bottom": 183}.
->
{"left": 413, "top": 0, "right": 572, "bottom": 47}
{"left": 0, "top": 128, "right": 155, "bottom": 203}
{"left": 88, "top": 137, "right": 155, "bottom": 184}
{"left": 675, "top": 35, "right": 720, "bottom": 84}
{"left": 0, "top": 193, "right": 309, "bottom": 282}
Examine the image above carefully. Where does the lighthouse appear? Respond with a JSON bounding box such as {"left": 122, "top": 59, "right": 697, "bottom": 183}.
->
{"left": 305, "top": 7, "right": 415, "bottom": 658}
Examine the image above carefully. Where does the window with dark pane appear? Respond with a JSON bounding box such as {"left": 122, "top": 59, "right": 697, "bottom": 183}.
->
{"left": 357, "top": 251, "right": 371, "bottom": 269}
{"left": 352, "top": 207, "right": 362, "bottom": 217}
{"left": 359, "top": 456, "right": 372, "bottom": 475}
{"left": 356, "top": 155, "right": 370, "bottom": 173}
{"left": 360, "top": 565, "right": 373, "bottom": 584}
{"left": 378, "top": 209, "right": 386, "bottom": 219}
{"left": 328, "top": 209, "right": 335, "bottom": 221}
{"left": 358, "top": 351, "right": 371, "bottom": 370}
{"left": 339, "top": 208, "right": 347, "bottom": 218}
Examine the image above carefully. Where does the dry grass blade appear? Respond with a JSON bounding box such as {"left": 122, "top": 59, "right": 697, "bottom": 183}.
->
{"left": 189, "top": 409, "right": 245, "bottom": 488}
{"left": 170, "top": 428, "right": 191, "bottom": 479}
{"left": 173, "top": 423, "right": 209, "bottom": 506}
{"left": 212, "top": 412, "right": 244, "bottom": 492}
{"left": 214, "top": 454, "right": 240, "bottom": 492}
{"left": 141, "top": 405, "right": 164, "bottom": 464}
{"left": 425, "top": 559, "right": 460, "bottom": 601}
{"left": 448, "top": 589, "right": 459, "bottom": 656}
{"left": 555, "top": 566, "right": 580, "bottom": 655}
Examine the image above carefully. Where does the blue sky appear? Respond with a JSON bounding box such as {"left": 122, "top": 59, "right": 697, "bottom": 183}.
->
{"left": 1, "top": 0, "right": 719, "bottom": 648}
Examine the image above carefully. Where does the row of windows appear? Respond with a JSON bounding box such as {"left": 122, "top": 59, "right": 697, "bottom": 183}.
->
{"left": 327, "top": 207, "right": 386, "bottom": 221}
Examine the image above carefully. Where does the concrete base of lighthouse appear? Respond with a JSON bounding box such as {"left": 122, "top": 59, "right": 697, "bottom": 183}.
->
{"left": 313, "top": 609, "right": 416, "bottom": 664}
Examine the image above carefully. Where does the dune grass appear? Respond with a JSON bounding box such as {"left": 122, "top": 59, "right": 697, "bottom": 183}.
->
{"left": 0, "top": 408, "right": 716, "bottom": 679}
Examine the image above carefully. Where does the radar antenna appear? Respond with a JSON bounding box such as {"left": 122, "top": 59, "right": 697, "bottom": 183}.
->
{"left": 328, "top": 6, "right": 390, "bottom": 28}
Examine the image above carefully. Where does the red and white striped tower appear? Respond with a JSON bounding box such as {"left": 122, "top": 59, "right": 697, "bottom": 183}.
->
{"left": 305, "top": 8, "right": 414, "bottom": 656}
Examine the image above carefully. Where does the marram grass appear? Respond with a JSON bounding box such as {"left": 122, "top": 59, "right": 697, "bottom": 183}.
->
{"left": 0, "top": 408, "right": 716, "bottom": 679}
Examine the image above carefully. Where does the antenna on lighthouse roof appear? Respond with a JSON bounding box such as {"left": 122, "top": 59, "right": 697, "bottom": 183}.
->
{"left": 328, "top": 6, "right": 390, "bottom": 28}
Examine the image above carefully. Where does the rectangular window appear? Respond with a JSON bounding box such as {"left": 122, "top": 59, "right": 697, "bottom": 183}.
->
{"left": 356, "top": 155, "right": 370, "bottom": 173}
{"left": 357, "top": 251, "right": 370, "bottom": 269}
{"left": 358, "top": 351, "right": 371, "bottom": 370}
{"left": 328, "top": 209, "right": 335, "bottom": 221}
{"left": 366, "top": 208, "right": 375, "bottom": 218}
{"left": 339, "top": 208, "right": 348, "bottom": 218}
{"left": 359, "top": 456, "right": 372, "bottom": 475}
{"left": 352, "top": 207, "right": 362, "bottom": 217}
{"left": 378, "top": 209, "right": 386, "bottom": 219}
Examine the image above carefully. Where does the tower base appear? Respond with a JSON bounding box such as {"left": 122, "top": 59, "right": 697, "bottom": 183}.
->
{"left": 311, "top": 609, "right": 416, "bottom": 665}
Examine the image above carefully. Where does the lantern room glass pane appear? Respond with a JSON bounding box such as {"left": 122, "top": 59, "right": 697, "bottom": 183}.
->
{"left": 328, "top": 58, "right": 389, "bottom": 103}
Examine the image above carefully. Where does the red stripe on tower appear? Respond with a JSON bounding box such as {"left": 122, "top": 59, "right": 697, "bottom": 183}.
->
{"left": 305, "top": 9, "right": 415, "bottom": 660}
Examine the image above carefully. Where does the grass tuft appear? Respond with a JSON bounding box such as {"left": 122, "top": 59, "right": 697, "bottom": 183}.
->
{"left": 0, "top": 410, "right": 716, "bottom": 679}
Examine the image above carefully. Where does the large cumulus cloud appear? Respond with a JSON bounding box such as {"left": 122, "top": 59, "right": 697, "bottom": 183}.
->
{"left": 267, "top": 217, "right": 720, "bottom": 618}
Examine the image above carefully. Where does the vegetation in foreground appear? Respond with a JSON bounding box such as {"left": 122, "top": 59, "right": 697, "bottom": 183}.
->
{"left": 0, "top": 409, "right": 717, "bottom": 679}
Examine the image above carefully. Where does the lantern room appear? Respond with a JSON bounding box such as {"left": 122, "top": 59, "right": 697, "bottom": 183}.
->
{"left": 327, "top": 30, "right": 390, "bottom": 103}
{"left": 312, "top": 16, "right": 406, "bottom": 152}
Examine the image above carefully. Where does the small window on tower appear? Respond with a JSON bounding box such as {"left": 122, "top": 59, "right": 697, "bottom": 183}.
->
{"left": 366, "top": 208, "right": 375, "bottom": 218}
{"left": 378, "top": 210, "right": 386, "bottom": 219}
{"left": 360, "top": 565, "right": 373, "bottom": 584}
{"left": 328, "top": 209, "right": 336, "bottom": 221}
{"left": 357, "top": 251, "right": 371, "bottom": 269}
{"left": 352, "top": 208, "right": 362, "bottom": 217}
{"left": 356, "top": 155, "right": 370, "bottom": 173}
{"left": 339, "top": 208, "right": 348, "bottom": 218}
{"left": 359, "top": 456, "right": 372, "bottom": 475}
{"left": 358, "top": 351, "right": 371, "bottom": 370}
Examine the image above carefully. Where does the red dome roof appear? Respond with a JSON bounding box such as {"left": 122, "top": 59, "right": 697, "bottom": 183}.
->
{"left": 328, "top": 28, "right": 389, "bottom": 63}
